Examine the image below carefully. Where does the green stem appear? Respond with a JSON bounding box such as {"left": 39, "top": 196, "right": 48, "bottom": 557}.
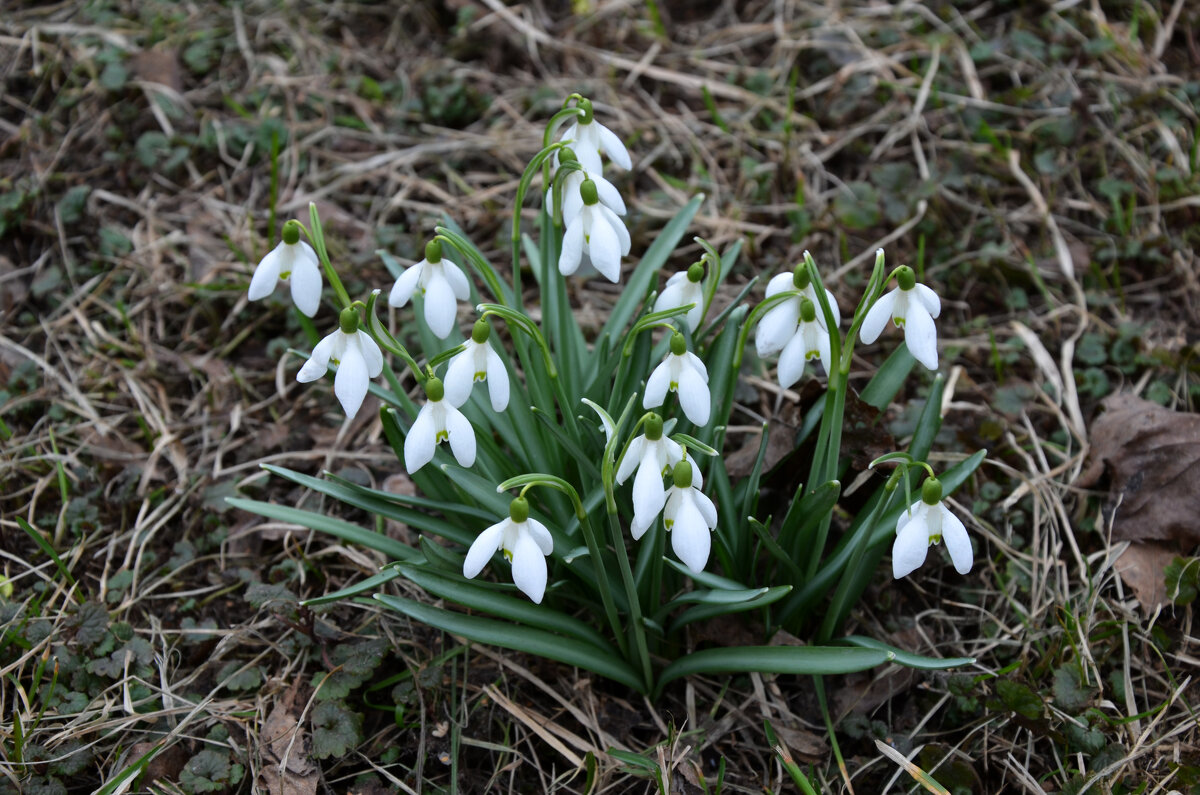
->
{"left": 608, "top": 511, "right": 653, "bottom": 691}
{"left": 364, "top": 291, "right": 425, "bottom": 383}
{"left": 306, "top": 203, "right": 352, "bottom": 310}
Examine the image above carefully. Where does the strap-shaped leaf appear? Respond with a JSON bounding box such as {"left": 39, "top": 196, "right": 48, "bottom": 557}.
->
{"left": 840, "top": 635, "right": 975, "bottom": 669}
{"left": 226, "top": 498, "right": 416, "bottom": 560}
{"left": 375, "top": 594, "right": 646, "bottom": 692}
{"left": 303, "top": 568, "right": 403, "bottom": 606}
{"left": 859, "top": 345, "right": 917, "bottom": 411}
{"left": 669, "top": 585, "right": 792, "bottom": 632}
{"left": 655, "top": 645, "right": 890, "bottom": 694}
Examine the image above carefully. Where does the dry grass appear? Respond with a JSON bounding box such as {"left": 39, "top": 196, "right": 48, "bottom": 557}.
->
{"left": 1, "top": 0, "right": 1198, "bottom": 792}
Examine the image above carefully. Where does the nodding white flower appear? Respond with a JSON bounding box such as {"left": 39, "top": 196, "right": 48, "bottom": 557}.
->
{"left": 653, "top": 263, "right": 706, "bottom": 332}
{"left": 775, "top": 297, "right": 833, "bottom": 389}
{"left": 558, "top": 178, "right": 630, "bottom": 283}
{"left": 659, "top": 461, "right": 718, "bottom": 573}
{"left": 756, "top": 264, "right": 841, "bottom": 358}
{"left": 404, "top": 377, "right": 476, "bottom": 473}
{"left": 558, "top": 99, "right": 631, "bottom": 174}
{"left": 644, "top": 332, "right": 710, "bottom": 426}
{"left": 464, "top": 497, "right": 553, "bottom": 603}
{"left": 547, "top": 149, "right": 625, "bottom": 223}
{"left": 443, "top": 320, "right": 509, "bottom": 411}
{"left": 388, "top": 240, "right": 470, "bottom": 340}
{"left": 295, "top": 308, "right": 383, "bottom": 419}
{"left": 248, "top": 221, "right": 322, "bottom": 317}
{"left": 892, "top": 478, "right": 972, "bottom": 579}
{"left": 859, "top": 265, "right": 942, "bottom": 370}
{"left": 618, "top": 414, "right": 702, "bottom": 535}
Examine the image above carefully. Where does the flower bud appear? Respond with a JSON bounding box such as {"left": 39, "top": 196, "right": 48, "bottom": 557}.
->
{"left": 339, "top": 306, "right": 359, "bottom": 334}
{"left": 424, "top": 376, "right": 445, "bottom": 402}
{"left": 896, "top": 265, "right": 916, "bottom": 291}
{"left": 687, "top": 262, "right": 705, "bottom": 283}
{"left": 471, "top": 319, "right": 491, "bottom": 344}
{"left": 509, "top": 496, "right": 530, "bottom": 523}
{"left": 425, "top": 239, "right": 443, "bottom": 263}
{"left": 644, "top": 413, "right": 663, "bottom": 440}
{"left": 669, "top": 332, "right": 687, "bottom": 356}
{"left": 921, "top": 476, "right": 943, "bottom": 506}
{"left": 671, "top": 460, "right": 693, "bottom": 489}
{"left": 282, "top": 220, "right": 302, "bottom": 245}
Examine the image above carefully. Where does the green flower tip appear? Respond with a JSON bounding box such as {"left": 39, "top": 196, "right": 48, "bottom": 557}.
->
{"left": 425, "top": 239, "right": 443, "bottom": 263}
{"left": 669, "top": 332, "right": 687, "bottom": 356}
{"left": 425, "top": 376, "right": 445, "bottom": 402}
{"left": 799, "top": 297, "right": 817, "bottom": 323}
{"left": 671, "top": 460, "right": 693, "bottom": 489}
{"left": 644, "top": 413, "right": 664, "bottom": 441}
{"left": 792, "top": 263, "right": 811, "bottom": 290}
{"left": 921, "top": 477, "right": 942, "bottom": 506}
{"left": 580, "top": 178, "right": 599, "bottom": 206}
{"left": 509, "top": 496, "right": 530, "bottom": 523}
{"left": 687, "top": 262, "right": 705, "bottom": 283}
{"left": 896, "top": 265, "right": 916, "bottom": 291}
{"left": 282, "top": 220, "right": 302, "bottom": 245}
{"left": 558, "top": 147, "right": 578, "bottom": 164}
{"left": 339, "top": 306, "right": 360, "bottom": 334}
{"left": 471, "top": 319, "right": 491, "bottom": 344}
{"left": 577, "top": 97, "right": 594, "bottom": 124}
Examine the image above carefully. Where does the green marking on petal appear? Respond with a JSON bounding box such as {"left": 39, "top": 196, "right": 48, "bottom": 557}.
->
{"left": 436, "top": 430, "right": 449, "bottom": 443}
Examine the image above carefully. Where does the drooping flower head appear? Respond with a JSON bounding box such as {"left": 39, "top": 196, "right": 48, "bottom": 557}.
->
{"left": 443, "top": 319, "right": 510, "bottom": 412}
{"left": 295, "top": 307, "right": 384, "bottom": 419}
{"left": 774, "top": 296, "right": 833, "bottom": 389}
{"left": 388, "top": 239, "right": 470, "bottom": 339}
{"left": 248, "top": 220, "right": 323, "bottom": 317}
{"left": 404, "top": 376, "right": 477, "bottom": 473}
{"left": 644, "top": 332, "right": 711, "bottom": 426}
{"left": 661, "top": 460, "right": 718, "bottom": 573}
{"left": 547, "top": 148, "right": 626, "bottom": 224}
{"left": 756, "top": 262, "right": 840, "bottom": 358}
{"left": 619, "top": 414, "right": 702, "bottom": 536}
{"left": 558, "top": 178, "right": 630, "bottom": 283}
{"left": 860, "top": 265, "right": 942, "bottom": 371}
{"left": 464, "top": 496, "right": 554, "bottom": 603}
{"left": 892, "top": 477, "right": 972, "bottom": 579}
{"left": 654, "top": 262, "right": 706, "bottom": 332}
{"left": 558, "top": 98, "right": 631, "bottom": 174}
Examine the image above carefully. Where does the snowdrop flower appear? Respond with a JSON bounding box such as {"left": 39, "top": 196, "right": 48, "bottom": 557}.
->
{"left": 618, "top": 414, "right": 701, "bottom": 536}
{"left": 547, "top": 148, "right": 625, "bottom": 224}
{"left": 659, "top": 461, "right": 718, "bottom": 573}
{"left": 558, "top": 179, "right": 630, "bottom": 282}
{"left": 892, "top": 477, "right": 972, "bottom": 579}
{"left": 653, "top": 262, "right": 705, "bottom": 332}
{"left": 464, "top": 497, "right": 553, "bottom": 603}
{"left": 443, "top": 320, "right": 509, "bottom": 411}
{"left": 644, "top": 332, "right": 710, "bottom": 426}
{"left": 860, "top": 265, "right": 942, "bottom": 370}
{"left": 295, "top": 307, "right": 383, "bottom": 419}
{"left": 248, "top": 220, "right": 322, "bottom": 317}
{"left": 388, "top": 240, "right": 470, "bottom": 340}
{"left": 558, "top": 98, "right": 631, "bottom": 174}
{"left": 774, "top": 297, "right": 833, "bottom": 389}
{"left": 756, "top": 263, "right": 841, "bottom": 358}
{"left": 404, "top": 377, "right": 476, "bottom": 473}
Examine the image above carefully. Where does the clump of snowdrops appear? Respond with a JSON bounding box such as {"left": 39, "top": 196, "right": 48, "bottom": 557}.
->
{"left": 232, "top": 95, "right": 984, "bottom": 700}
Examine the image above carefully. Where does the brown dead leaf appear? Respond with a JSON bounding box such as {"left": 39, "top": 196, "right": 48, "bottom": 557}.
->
{"left": 770, "top": 723, "right": 827, "bottom": 764}
{"left": 1114, "top": 541, "right": 1176, "bottom": 610}
{"left": 125, "top": 740, "right": 189, "bottom": 787}
{"left": 129, "top": 50, "right": 184, "bottom": 92}
{"left": 1077, "top": 393, "right": 1200, "bottom": 545}
{"left": 259, "top": 686, "right": 319, "bottom": 795}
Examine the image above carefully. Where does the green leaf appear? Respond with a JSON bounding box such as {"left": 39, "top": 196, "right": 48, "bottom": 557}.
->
{"left": 179, "top": 750, "right": 239, "bottom": 793}
{"left": 994, "top": 679, "right": 1043, "bottom": 720}
{"left": 663, "top": 587, "right": 770, "bottom": 606}
{"left": 1165, "top": 556, "right": 1200, "bottom": 605}
{"left": 375, "top": 594, "right": 645, "bottom": 692}
{"left": 669, "top": 585, "right": 792, "bottom": 631}
{"left": 859, "top": 345, "right": 917, "bottom": 410}
{"left": 310, "top": 701, "right": 364, "bottom": 759}
{"left": 1053, "top": 665, "right": 1093, "bottom": 713}
{"left": 302, "top": 568, "right": 403, "bottom": 607}
{"left": 839, "top": 636, "right": 974, "bottom": 669}
{"left": 656, "top": 645, "right": 890, "bottom": 694}
{"left": 225, "top": 498, "right": 416, "bottom": 561}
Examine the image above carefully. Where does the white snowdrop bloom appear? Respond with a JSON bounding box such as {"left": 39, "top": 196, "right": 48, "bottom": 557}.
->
{"left": 547, "top": 149, "right": 625, "bottom": 223}
{"left": 775, "top": 297, "right": 833, "bottom": 389}
{"left": 892, "top": 478, "right": 972, "bottom": 579}
{"left": 859, "top": 265, "right": 942, "bottom": 371}
{"left": 618, "top": 414, "right": 702, "bottom": 537}
{"left": 558, "top": 99, "right": 631, "bottom": 174}
{"left": 443, "top": 320, "right": 510, "bottom": 412}
{"left": 388, "top": 240, "right": 470, "bottom": 340}
{"left": 464, "top": 497, "right": 554, "bottom": 603}
{"left": 756, "top": 264, "right": 841, "bottom": 358}
{"left": 644, "top": 333, "right": 710, "bottom": 426}
{"left": 248, "top": 221, "right": 322, "bottom": 317}
{"left": 558, "top": 178, "right": 630, "bottom": 283}
{"left": 653, "top": 263, "right": 706, "bottom": 332}
{"left": 404, "top": 377, "right": 477, "bottom": 473}
{"left": 295, "top": 308, "right": 384, "bottom": 420}
{"left": 660, "top": 461, "right": 718, "bottom": 573}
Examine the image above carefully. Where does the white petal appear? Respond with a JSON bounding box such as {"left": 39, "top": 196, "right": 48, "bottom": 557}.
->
{"left": 685, "top": 453, "right": 704, "bottom": 490}
{"left": 694, "top": 490, "right": 718, "bottom": 528}
{"left": 643, "top": 360, "right": 671, "bottom": 409}
{"left": 670, "top": 495, "right": 711, "bottom": 574}
{"left": 441, "top": 260, "right": 471, "bottom": 301}
{"left": 632, "top": 455, "right": 667, "bottom": 522}
{"left": 485, "top": 346, "right": 510, "bottom": 411}
{"left": 756, "top": 300, "right": 799, "bottom": 357}
{"left": 404, "top": 405, "right": 438, "bottom": 473}
{"left": 597, "top": 123, "right": 632, "bottom": 169}
{"left": 563, "top": 177, "right": 584, "bottom": 224}
{"left": 559, "top": 122, "right": 579, "bottom": 147}
{"left": 247, "top": 245, "right": 283, "bottom": 301}
{"left": 333, "top": 344, "right": 369, "bottom": 419}
{"left": 684, "top": 352, "right": 708, "bottom": 383}
{"left": 776, "top": 331, "right": 809, "bottom": 389}
{"left": 677, "top": 364, "right": 711, "bottom": 426}
{"left": 287, "top": 245, "right": 323, "bottom": 317}
{"left": 463, "top": 521, "right": 506, "bottom": 578}
{"left": 912, "top": 283, "right": 941, "bottom": 318}
{"left": 616, "top": 436, "right": 645, "bottom": 484}
{"left": 903, "top": 302, "right": 939, "bottom": 370}
{"left": 598, "top": 205, "right": 631, "bottom": 255}
{"left": 525, "top": 518, "right": 554, "bottom": 556}
{"left": 939, "top": 505, "right": 973, "bottom": 574}
{"left": 859, "top": 289, "right": 897, "bottom": 344}
{"left": 592, "top": 173, "right": 626, "bottom": 215}
{"left": 587, "top": 213, "right": 622, "bottom": 282}
{"left": 764, "top": 272, "right": 795, "bottom": 298}
{"left": 892, "top": 511, "right": 931, "bottom": 579}
{"left": 811, "top": 286, "right": 842, "bottom": 330}
{"left": 444, "top": 406, "right": 477, "bottom": 467}
{"left": 423, "top": 273, "right": 458, "bottom": 339}
{"left": 558, "top": 219, "right": 584, "bottom": 276}
{"left": 510, "top": 531, "right": 548, "bottom": 603}
{"left": 389, "top": 261, "right": 424, "bottom": 307}
{"left": 357, "top": 331, "right": 384, "bottom": 377}
{"left": 296, "top": 334, "right": 336, "bottom": 383}
{"left": 631, "top": 510, "right": 655, "bottom": 541}
{"left": 442, "top": 347, "right": 476, "bottom": 408}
